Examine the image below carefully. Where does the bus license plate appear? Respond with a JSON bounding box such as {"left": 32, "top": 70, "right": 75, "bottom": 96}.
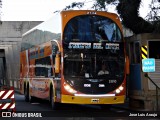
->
{"left": 91, "top": 99, "right": 99, "bottom": 103}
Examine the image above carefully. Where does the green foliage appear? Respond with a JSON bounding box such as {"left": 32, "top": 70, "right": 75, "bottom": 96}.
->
{"left": 117, "top": 0, "right": 160, "bottom": 33}
{"left": 116, "top": 0, "right": 154, "bottom": 34}
{"left": 64, "top": 2, "right": 84, "bottom": 10}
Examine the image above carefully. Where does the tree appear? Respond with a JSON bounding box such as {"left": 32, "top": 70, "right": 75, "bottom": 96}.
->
{"left": 63, "top": 0, "right": 160, "bottom": 34}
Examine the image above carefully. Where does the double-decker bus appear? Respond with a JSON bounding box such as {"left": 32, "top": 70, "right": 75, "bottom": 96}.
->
{"left": 20, "top": 10, "right": 127, "bottom": 109}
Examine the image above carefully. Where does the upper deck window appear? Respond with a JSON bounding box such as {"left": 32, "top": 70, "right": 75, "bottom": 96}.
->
{"left": 21, "top": 13, "right": 61, "bottom": 51}
{"left": 63, "top": 15, "right": 122, "bottom": 43}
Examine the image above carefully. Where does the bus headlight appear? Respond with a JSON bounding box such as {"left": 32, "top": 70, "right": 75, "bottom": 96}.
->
{"left": 119, "top": 86, "right": 124, "bottom": 91}
{"left": 116, "top": 89, "right": 120, "bottom": 94}
{"left": 115, "top": 85, "right": 124, "bottom": 94}
{"left": 64, "top": 83, "right": 77, "bottom": 94}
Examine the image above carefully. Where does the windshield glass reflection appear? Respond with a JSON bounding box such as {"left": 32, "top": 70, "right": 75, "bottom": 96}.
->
{"left": 64, "top": 15, "right": 122, "bottom": 42}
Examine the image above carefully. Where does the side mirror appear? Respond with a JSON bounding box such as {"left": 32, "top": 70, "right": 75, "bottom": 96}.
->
{"left": 55, "top": 53, "right": 60, "bottom": 73}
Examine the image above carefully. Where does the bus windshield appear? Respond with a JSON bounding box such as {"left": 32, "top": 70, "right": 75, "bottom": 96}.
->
{"left": 63, "top": 15, "right": 124, "bottom": 80}
{"left": 63, "top": 14, "right": 124, "bottom": 94}
{"left": 64, "top": 15, "right": 122, "bottom": 42}
{"left": 64, "top": 49, "right": 124, "bottom": 79}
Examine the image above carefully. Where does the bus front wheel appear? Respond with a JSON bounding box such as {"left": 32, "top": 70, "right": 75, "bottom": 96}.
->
{"left": 24, "top": 85, "right": 29, "bottom": 102}
{"left": 50, "top": 88, "right": 58, "bottom": 110}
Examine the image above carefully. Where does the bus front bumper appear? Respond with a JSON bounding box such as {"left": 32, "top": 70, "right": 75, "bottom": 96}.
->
{"left": 61, "top": 94, "right": 125, "bottom": 104}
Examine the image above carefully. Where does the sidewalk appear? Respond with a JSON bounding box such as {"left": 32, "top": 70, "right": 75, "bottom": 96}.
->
{"left": 112, "top": 99, "right": 158, "bottom": 112}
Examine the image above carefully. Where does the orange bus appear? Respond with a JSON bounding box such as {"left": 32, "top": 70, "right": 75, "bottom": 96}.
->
{"left": 20, "top": 10, "right": 127, "bottom": 109}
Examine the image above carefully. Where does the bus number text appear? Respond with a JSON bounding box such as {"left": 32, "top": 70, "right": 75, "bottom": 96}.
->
{"left": 109, "top": 80, "right": 117, "bottom": 83}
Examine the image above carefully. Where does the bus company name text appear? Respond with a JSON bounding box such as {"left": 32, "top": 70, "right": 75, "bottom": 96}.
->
{"left": 68, "top": 42, "right": 119, "bottom": 50}
{"left": 29, "top": 45, "right": 45, "bottom": 59}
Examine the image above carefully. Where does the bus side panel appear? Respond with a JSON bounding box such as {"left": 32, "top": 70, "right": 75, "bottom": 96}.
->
{"left": 44, "top": 42, "right": 52, "bottom": 56}
{"left": 30, "top": 78, "right": 50, "bottom": 99}
{"left": 54, "top": 79, "right": 61, "bottom": 102}
{"left": 28, "top": 41, "right": 57, "bottom": 100}
{"left": 29, "top": 59, "right": 35, "bottom": 78}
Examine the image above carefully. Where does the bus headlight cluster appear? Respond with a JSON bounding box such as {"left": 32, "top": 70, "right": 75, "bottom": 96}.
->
{"left": 64, "top": 83, "right": 77, "bottom": 94}
{"left": 115, "top": 85, "right": 124, "bottom": 94}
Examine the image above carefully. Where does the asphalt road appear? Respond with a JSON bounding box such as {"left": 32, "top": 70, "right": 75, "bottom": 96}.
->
{"left": 1, "top": 93, "right": 160, "bottom": 120}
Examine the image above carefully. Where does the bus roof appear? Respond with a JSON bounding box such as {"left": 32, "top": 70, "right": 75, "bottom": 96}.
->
{"left": 23, "top": 10, "right": 119, "bottom": 37}
{"left": 22, "top": 12, "right": 62, "bottom": 37}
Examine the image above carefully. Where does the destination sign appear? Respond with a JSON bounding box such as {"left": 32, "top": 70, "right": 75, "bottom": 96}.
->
{"left": 68, "top": 42, "right": 120, "bottom": 50}
{"left": 93, "top": 43, "right": 103, "bottom": 49}
{"left": 105, "top": 43, "right": 119, "bottom": 50}
{"left": 68, "top": 42, "right": 91, "bottom": 49}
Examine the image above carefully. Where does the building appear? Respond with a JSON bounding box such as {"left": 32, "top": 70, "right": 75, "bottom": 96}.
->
{"left": 0, "top": 21, "right": 42, "bottom": 88}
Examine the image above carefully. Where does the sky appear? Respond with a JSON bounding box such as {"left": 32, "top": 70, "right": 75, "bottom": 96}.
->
{"left": 1, "top": 0, "right": 152, "bottom": 21}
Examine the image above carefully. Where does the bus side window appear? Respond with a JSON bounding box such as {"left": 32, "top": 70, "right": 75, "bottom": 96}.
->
{"left": 35, "top": 56, "right": 53, "bottom": 77}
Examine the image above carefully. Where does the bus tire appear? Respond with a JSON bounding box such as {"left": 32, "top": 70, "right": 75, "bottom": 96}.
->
{"left": 50, "top": 88, "right": 58, "bottom": 110}
{"left": 29, "top": 94, "right": 35, "bottom": 103}
{"left": 24, "top": 85, "right": 29, "bottom": 102}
